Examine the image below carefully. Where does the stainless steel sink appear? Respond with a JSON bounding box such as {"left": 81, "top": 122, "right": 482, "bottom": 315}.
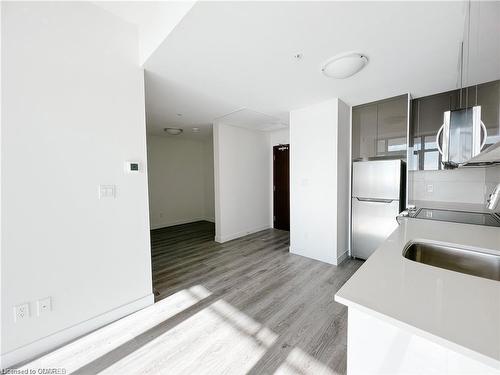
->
{"left": 403, "top": 241, "right": 500, "bottom": 281}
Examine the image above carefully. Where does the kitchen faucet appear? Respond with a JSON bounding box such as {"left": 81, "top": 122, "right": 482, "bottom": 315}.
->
{"left": 486, "top": 183, "right": 500, "bottom": 211}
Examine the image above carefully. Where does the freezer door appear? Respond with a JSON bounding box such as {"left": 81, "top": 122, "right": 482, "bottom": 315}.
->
{"left": 352, "top": 198, "right": 400, "bottom": 259}
{"left": 352, "top": 160, "right": 401, "bottom": 200}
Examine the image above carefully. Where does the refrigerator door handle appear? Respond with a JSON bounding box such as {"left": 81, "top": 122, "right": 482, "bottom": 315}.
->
{"left": 355, "top": 197, "right": 394, "bottom": 203}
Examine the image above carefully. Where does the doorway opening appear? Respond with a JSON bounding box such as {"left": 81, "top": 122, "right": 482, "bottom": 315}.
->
{"left": 273, "top": 144, "right": 290, "bottom": 231}
{"left": 146, "top": 131, "right": 215, "bottom": 300}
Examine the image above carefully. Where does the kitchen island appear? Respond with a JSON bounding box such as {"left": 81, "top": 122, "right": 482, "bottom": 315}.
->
{"left": 335, "top": 217, "right": 500, "bottom": 374}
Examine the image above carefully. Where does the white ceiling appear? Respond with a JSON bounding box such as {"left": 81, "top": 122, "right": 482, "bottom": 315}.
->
{"left": 143, "top": 1, "right": 500, "bottom": 137}
{"left": 215, "top": 108, "right": 287, "bottom": 132}
{"left": 95, "top": 1, "right": 195, "bottom": 64}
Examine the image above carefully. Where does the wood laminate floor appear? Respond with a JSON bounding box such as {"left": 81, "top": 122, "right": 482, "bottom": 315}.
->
{"left": 21, "top": 221, "right": 363, "bottom": 375}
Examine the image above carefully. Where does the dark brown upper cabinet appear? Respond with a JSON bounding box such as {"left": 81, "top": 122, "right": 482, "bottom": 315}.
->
{"left": 352, "top": 103, "right": 377, "bottom": 160}
{"left": 352, "top": 95, "right": 409, "bottom": 161}
{"left": 466, "top": 80, "right": 500, "bottom": 148}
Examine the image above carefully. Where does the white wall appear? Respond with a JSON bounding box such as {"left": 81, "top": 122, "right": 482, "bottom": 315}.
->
{"left": 203, "top": 138, "right": 215, "bottom": 221}
{"left": 214, "top": 123, "right": 271, "bottom": 242}
{"left": 1, "top": 2, "right": 153, "bottom": 366}
{"left": 147, "top": 136, "right": 214, "bottom": 229}
{"left": 336, "top": 101, "right": 351, "bottom": 260}
{"left": 290, "top": 98, "right": 350, "bottom": 265}
{"left": 269, "top": 129, "right": 290, "bottom": 147}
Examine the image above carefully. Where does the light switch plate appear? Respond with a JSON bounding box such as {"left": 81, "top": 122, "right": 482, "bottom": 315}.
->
{"left": 426, "top": 184, "right": 434, "bottom": 193}
{"left": 99, "top": 185, "right": 116, "bottom": 199}
{"left": 37, "top": 297, "right": 52, "bottom": 316}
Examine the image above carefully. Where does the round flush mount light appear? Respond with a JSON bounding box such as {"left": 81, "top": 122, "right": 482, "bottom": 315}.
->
{"left": 321, "top": 52, "right": 368, "bottom": 79}
{"left": 164, "top": 128, "right": 183, "bottom": 135}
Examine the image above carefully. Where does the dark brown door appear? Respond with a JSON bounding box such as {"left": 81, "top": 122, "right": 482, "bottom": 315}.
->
{"left": 273, "top": 144, "right": 290, "bottom": 231}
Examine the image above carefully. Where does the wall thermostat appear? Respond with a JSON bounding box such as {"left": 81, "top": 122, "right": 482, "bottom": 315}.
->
{"left": 125, "top": 161, "right": 140, "bottom": 173}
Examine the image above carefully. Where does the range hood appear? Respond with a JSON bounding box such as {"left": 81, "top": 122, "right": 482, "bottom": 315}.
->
{"left": 462, "top": 140, "right": 500, "bottom": 167}
{"left": 436, "top": 106, "right": 488, "bottom": 169}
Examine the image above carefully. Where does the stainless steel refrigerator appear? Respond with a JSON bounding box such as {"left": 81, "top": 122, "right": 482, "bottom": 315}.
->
{"left": 352, "top": 160, "right": 405, "bottom": 259}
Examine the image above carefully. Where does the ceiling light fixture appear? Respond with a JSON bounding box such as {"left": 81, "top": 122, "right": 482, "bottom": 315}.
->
{"left": 164, "top": 128, "right": 183, "bottom": 135}
{"left": 192, "top": 127, "right": 200, "bottom": 133}
{"left": 321, "top": 52, "right": 368, "bottom": 79}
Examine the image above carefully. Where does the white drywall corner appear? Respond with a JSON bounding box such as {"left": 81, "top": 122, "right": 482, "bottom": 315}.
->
{"left": 213, "top": 123, "right": 271, "bottom": 242}
{"left": 1, "top": 2, "right": 153, "bottom": 366}
{"left": 289, "top": 98, "right": 350, "bottom": 265}
{"left": 203, "top": 138, "right": 216, "bottom": 222}
{"left": 94, "top": 1, "right": 196, "bottom": 65}
{"left": 336, "top": 100, "right": 351, "bottom": 263}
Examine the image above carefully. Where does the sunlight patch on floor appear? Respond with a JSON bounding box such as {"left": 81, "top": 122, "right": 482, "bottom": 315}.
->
{"left": 101, "top": 298, "right": 278, "bottom": 374}
{"left": 19, "top": 285, "right": 211, "bottom": 373}
{"left": 275, "top": 347, "right": 339, "bottom": 375}
{"left": 17, "top": 285, "right": 339, "bottom": 375}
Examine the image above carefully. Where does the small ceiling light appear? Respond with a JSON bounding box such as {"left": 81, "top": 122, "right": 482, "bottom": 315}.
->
{"left": 321, "top": 52, "right": 368, "bottom": 79}
{"left": 192, "top": 127, "right": 200, "bottom": 133}
{"left": 164, "top": 128, "right": 183, "bottom": 135}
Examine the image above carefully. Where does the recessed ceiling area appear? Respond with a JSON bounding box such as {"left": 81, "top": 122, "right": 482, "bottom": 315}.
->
{"left": 215, "top": 109, "right": 287, "bottom": 132}
{"left": 143, "top": 1, "right": 500, "bottom": 135}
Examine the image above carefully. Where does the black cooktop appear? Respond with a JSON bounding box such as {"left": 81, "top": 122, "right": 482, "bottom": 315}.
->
{"left": 410, "top": 208, "right": 500, "bottom": 227}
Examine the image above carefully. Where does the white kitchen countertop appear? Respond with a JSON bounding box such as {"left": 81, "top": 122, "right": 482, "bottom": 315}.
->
{"left": 335, "top": 218, "right": 500, "bottom": 369}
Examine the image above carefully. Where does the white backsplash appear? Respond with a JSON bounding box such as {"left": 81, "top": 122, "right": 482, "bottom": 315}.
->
{"left": 409, "top": 166, "right": 500, "bottom": 204}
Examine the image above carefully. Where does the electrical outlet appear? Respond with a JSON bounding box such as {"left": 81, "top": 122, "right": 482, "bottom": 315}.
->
{"left": 14, "top": 303, "right": 30, "bottom": 322}
{"left": 426, "top": 184, "right": 434, "bottom": 193}
{"left": 37, "top": 297, "right": 52, "bottom": 316}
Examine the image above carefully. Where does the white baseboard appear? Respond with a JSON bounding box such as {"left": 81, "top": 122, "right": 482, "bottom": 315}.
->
{"left": 336, "top": 251, "right": 349, "bottom": 265}
{"left": 1, "top": 293, "right": 154, "bottom": 369}
{"left": 215, "top": 225, "right": 271, "bottom": 243}
{"left": 289, "top": 246, "right": 338, "bottom": 265}
{"left": 150, "top": 217, "right": 210, "bottom": 230}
